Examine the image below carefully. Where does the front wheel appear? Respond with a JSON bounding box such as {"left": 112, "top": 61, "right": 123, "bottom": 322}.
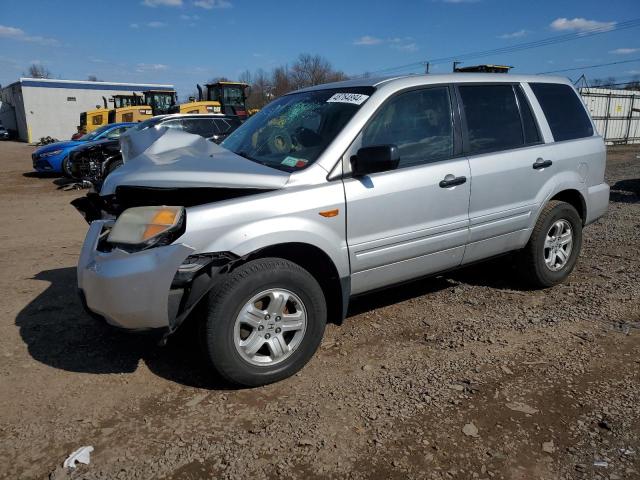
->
{"left": 61, "top": 156, "right": 72, "bottom": 178}
{"left": 103, "top": 158, "right": 123, "bottom": 178}
{"left": 198, "top": 258, "right": 326, "bottom": 387}
{"left": 520, "top": 200, "right": 583, "bottom": 287}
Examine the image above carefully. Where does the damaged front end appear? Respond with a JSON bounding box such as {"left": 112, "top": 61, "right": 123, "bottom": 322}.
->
{"left": 74, "top": 128, "right": 291, "bottom": 335}
{"left": 77, "top": 218, "right": 240, "bottom": 336}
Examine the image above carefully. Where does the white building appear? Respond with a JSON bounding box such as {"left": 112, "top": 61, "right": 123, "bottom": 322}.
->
{"left": 0, "top": 78, "right": 174, "bottom": 142}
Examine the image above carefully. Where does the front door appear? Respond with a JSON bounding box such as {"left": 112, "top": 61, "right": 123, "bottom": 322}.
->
{"left": 343, "top": 86, "right": 471, "bottom": 295}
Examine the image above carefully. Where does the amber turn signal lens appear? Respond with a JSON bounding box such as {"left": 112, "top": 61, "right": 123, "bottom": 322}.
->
{"left": 319, "top": 209, "right": 339, "bottom": 218}
{"left": 142, "top": 208, "right": 179, "bottom": 240}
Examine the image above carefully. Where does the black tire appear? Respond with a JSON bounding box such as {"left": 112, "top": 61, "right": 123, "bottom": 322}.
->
{"left": 103, "top": 159, "right": 123, "bottom": 178}
{"left": 61, "top": 156, "right": 72, "bottom": 178}
{"left": 198, "top": 257, "right": 326, "bottom": 387}
{"left": 520, "top": 200, "right": 583, "bottom": 288}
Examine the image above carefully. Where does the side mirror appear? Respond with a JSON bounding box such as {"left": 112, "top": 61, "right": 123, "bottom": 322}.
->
{"left": 351, "top": 144, "right": 400, "bottom": 176}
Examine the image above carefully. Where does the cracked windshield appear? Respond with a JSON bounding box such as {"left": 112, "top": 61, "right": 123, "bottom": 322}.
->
{"left": 221, "top": 87, "right": 374, "bottom": 171}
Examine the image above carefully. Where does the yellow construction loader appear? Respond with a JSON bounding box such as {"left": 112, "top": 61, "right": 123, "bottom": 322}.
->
{"left": 107, "top": 94, "right": 153, "bottom": 123}
{"left": 170, "top": 82, "right": 250, "bottom": 119}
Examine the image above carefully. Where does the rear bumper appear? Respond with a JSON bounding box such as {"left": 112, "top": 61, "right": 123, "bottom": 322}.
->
{"left": 585, "top": 182, "right": 610, "bottom": 225}
{"left": 77, "top": 220, "right": 195, "bottom": 331}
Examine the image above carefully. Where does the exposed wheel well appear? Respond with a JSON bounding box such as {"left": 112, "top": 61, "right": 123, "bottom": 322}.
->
{"left": 549, "top": 190, "right": 586, "bottom": 224}
{"left": 241, "top": 243, "right": 346, "bottom": 325}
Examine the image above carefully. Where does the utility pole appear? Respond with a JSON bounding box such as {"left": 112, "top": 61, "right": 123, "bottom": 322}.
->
{"left": 423, "top": 62, "right": 430, "bottom": 74}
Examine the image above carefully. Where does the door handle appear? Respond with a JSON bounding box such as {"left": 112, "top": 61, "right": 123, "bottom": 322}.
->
{"left": 439, "top": 175, "right": 467, "bottom": 188}
{"left": 532, "top": 158, "right": 553, "bottom": 170}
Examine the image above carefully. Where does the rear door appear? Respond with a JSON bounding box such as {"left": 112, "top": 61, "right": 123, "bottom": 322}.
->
{"left": 343, "top": 86, "right": 471, "bottom": 294}
{"left": 457, "top": 83, "right": 549, "bottom": 264}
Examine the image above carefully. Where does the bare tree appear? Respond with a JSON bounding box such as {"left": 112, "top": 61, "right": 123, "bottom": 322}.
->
{"left": 26, "top": 63, "right": 52, "bottom": 79}
{"left": 247, "top": 69, "right": 272, "bottom": 109}
{"left": 271, "top": 65, "right": 292, "bottom": 99}
{"left": 624, "top": 75, "right": 640, "bottom": 91}
{"left": 238, "top": 70, "right": 252, "bottom": 85}
{"left": 289, "top": 54, "right": 347, "bottom": 90}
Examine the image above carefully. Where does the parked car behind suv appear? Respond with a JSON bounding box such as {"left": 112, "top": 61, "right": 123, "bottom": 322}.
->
{"left": 74, "top": 74, "right": 609, "bottom": 387}
{"left": 68, "top": 114, "right": 242, "bottom": 183}
{"left": 31, "top": 123, "right": 134, "bottom": 176}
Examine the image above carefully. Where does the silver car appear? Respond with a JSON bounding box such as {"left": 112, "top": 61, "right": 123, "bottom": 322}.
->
{"left": 75, "top": 74, "right": 609, "bottom": 386}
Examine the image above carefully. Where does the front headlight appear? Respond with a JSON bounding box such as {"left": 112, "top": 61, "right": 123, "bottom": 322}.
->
{"left": 41, "top": 149, "right": 63, "bottom": 157}
{"left": 107, "top": 206, "right": 185, "bottom": 249}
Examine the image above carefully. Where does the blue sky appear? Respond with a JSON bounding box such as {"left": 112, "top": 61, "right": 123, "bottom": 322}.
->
{"left": 1, "top": 0, "right": 639, "bottom": 99}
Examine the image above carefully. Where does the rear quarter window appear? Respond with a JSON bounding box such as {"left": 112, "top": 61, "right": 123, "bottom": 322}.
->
{"left": 529, "top": 83, "right": 594, "bottom": 142}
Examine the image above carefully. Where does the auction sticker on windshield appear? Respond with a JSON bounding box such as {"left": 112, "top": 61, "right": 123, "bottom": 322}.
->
{"left": 326, "top": 93, "right": 369, "bottom": 105}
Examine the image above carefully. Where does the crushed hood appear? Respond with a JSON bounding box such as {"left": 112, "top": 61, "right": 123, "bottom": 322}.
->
{"left": 100, "top": 128, "right": 290, "bottom": 196}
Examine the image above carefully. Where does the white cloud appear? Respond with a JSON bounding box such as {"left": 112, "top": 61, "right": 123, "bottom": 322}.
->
{"left": 441, "top": 0, "right": 480, "bottom": 3}
{"left": 550, "top": 17, "right": 616, "bottom": 33}
{"left": 136, "top": 63, "right": 169, "bottom": 72}
{"left": 610, "top": 47, "right": 639, "bottom": 55}
{"left": 142, "top": 0, "right": 182, "bottom": 6}
{"left": 353, "top": 35, "right": 382, "bottom": 46}
{"left": 130, "top": 23, "right": 140, "bottom": 28}
{"left": 146, "top": 21, "right": 167, "bottom": 27}
{"left": 0, "top": 24, "right": 59, "bottom": 46}
{"left": 499, "top": 29, "right": 528, "bottom": 39}
{"left": 194, "top": 0, "right": 232, "bottom": 9}
{"left": 180, "top": 14, "right": 200, "bottom": 20}
{"left": 354, "top": 36, "right": 418, "bottom": 52}
{"left": 394, "top": 42, "right": 418, "bottom": 52}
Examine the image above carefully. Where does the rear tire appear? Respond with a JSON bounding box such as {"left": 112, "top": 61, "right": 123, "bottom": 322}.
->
{"left": 520, "top": 200, "right": 583, "bottom": 288}
{"left": 198, "top": 257, "right": 326, "bottom": 387}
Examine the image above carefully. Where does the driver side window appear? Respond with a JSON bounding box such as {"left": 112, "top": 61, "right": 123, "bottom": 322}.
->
{"left": 361, "top": 87, "right": 454, "bottom": 169}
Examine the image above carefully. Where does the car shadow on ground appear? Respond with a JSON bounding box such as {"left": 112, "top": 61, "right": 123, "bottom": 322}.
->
{"left": 22, "top": 172, "right": 60, "bottom": 179}
{"left": 609, "top": 179, "right": 640, "bottom": 203}
{"left": 15, "top": 267, "right": 235, "bottom": 390}
{"left": 17, "top": 256, "right": 525, "bottom": 389}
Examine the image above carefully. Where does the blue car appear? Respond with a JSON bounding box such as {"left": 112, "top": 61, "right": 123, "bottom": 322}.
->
{"left": 31, "top": 123, "right": 135, "bottom": 176}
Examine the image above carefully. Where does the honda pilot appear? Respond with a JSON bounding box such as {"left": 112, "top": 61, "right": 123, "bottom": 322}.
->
{"left": 74, "top": 74, "right": 609, "bottom": 386}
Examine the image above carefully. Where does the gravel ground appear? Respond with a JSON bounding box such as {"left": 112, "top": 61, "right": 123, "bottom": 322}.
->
{"left": 0, "top": 141, "right": 638, "bottom": 480}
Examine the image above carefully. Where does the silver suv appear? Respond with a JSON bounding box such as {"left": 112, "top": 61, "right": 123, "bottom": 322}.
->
{"left": 75, "top": 74, "right": 609, "bottom": 386}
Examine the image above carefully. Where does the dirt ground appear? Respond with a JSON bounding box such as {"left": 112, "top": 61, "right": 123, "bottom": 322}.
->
{"left": 0, "top": 141, "right": 638, "bottom": 480}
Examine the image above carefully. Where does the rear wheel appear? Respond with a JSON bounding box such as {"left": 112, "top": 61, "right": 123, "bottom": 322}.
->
{"left": 520, "top": 200, "right": 583, "bottom": 287}
{"left": 198, "top": 258, "right": 326, "bottom": 387}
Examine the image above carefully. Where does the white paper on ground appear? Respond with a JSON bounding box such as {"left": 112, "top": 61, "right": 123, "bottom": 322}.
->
{"left": 63, "top": 446, "right": 94, "bottom": 469}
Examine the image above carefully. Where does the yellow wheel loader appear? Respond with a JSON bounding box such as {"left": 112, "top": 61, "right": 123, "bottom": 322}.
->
{"left": 170, "top": 82, "right": 250, "bottom": 120}
{"left": 107, "top": 94, "right": 153, "bottom": 124}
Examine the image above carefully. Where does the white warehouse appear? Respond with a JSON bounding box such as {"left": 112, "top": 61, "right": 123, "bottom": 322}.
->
{"left": 0, "top": 78, "right": 174, "bottom": 142}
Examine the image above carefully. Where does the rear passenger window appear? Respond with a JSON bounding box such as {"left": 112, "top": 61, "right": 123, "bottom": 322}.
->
{"left": 529, "top": 83, "right": 593, "bottom": 141}
{"left": 458, "top": 84, "right": 523, "bottom": 154}
{"left": 362, "top": 87, "right": 454, "bottom": 168}
{"left": 183, "top": 119, "right": 215, "bottom": 137}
